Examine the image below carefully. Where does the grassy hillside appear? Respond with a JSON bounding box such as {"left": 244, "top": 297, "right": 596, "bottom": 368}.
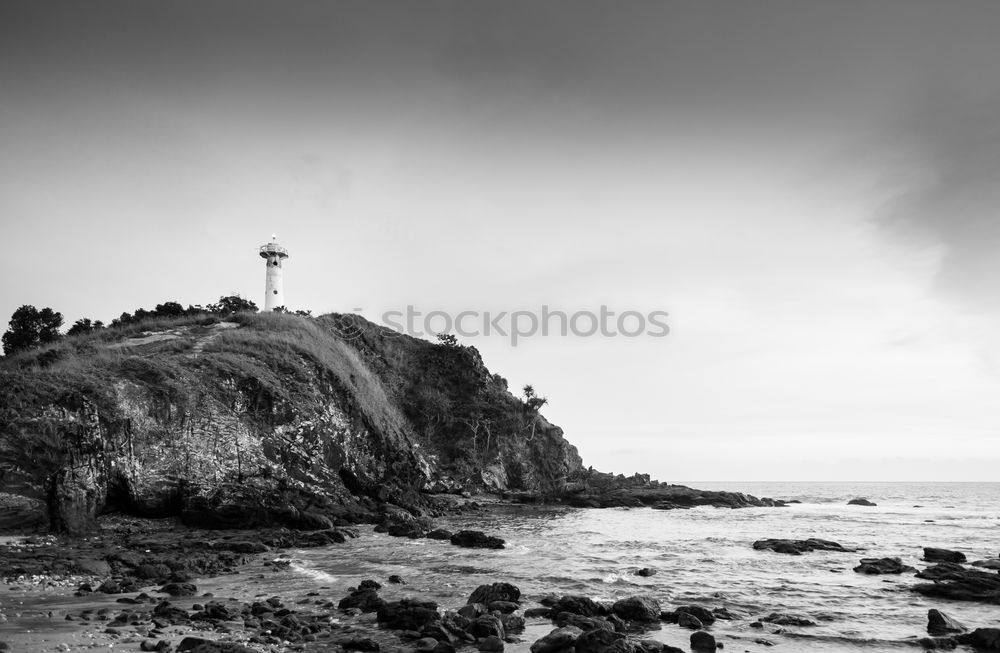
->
{"left": 0, "top": 312, "right": 582, "bottom": 534}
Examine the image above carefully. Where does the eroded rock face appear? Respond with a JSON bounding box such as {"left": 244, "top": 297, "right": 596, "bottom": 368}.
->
{"left": 0, "top": 314, "right": 585, "bottom": 534}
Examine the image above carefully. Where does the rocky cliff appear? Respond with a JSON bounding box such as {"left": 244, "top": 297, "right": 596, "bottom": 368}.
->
{"left": 0, "top": 312, "right": 583, "bottom": 535}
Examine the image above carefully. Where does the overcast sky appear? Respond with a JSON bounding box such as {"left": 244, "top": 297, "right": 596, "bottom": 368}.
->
{"left": 2, "top": 0, "right": 999, "bottom": 481}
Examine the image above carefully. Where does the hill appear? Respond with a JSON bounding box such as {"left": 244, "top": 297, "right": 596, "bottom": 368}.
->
{"left": 0, "top": 312, "right": 583, "bottom": 534}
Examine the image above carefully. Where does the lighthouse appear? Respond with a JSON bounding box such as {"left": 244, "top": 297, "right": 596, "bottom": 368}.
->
{"left": 259, "top": 234, "right": 289, "bottom": 311}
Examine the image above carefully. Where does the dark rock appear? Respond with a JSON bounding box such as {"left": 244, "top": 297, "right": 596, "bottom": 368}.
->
{"left": 459, "top": 603, "right": 488, "bottom": 620}
{"left": 971, "top": 559, "right": 1000, "bottom": 570}
{"left": 176, "top": 637, "right": 256, "bottom": 653}
{"left": 575, "top": 628, "right": 631, "bottom": 653}
{"left": 672, "top": 606, "right": 716, "bottom": 626}
{"left": 550, "top": 595, "right": 603, "bottom": 617}
{"left": 916, "top": 562, "right": 968, "bottom": 581}
{"left": 478, "top": 636, "right": 505, "bottom": 652}
{"left": 847, "top": 498, "right": 877, "bottom": 506}
{"left": 927, "top": 609, "right": 967, "bottom": 636}
{"left": 470, "top": 614, "right": 505, "bottom": 639}
{"left": 913, "top": 566, "right": 1000, "bottom": 603}
{"left": 634, "top": 568, "right": 656, "bottom": 577}
{"left": 761, "top": 613, "right": 816, "bottom": 626}
{"left": 377, "top": 599, "right": 441, "bottom": 631}
{"left": 499, "top": 613, "right": 525, "bottom": 634}
{"left": 524, "top": 607, "right": 552, "bottom": 618}
{"left": 529, "top": 626, "right": 583, "bottom": 653}
{"left": 956, "top": 628, "right": 1000, "bottom": 650}
{"left": 677, "top": 613, "right": 702, "bottom": 630}
{"left": 426, "top": 529, "right": 453, "bottom": 540}
{"left": 752, "top": 538, "right": 854, "bottom": 555}
{"left": 469, "top": 582, "right": 521, "bottom": 605}
{"left": 488, "top": 601, "right": 520, "bottom": 614}
{"left": 339, "top": 588, "right": 385, "bottom": 613}
{"left": 97, "top": 579, "right": 121, "bottom": 594}
{"left": 924, "top": 548, "right": 966, "bottom": 563}
{"left": 451, "top": 530, "right": 505, "bottom": 549}
{"left": 690, "top": 631, "right": 717, "bottom": 651}
{"left": 853, "top": 557, "right": 916, "bottom": 574}
{"left": 160, "top": 582, "right": 197, "bottom": 597}
{"left": 553, "top": 613, "right": 614, "bottom": 632}
{"left": 611, "top": 596, "right": 660, "bottom": 622}
{"left": 340, "top": 638, "right": 381, "bottom": 651}
{"left": 359, "top": 579, "right": 382, "bottom": 591}
{"left": 388, "top": 574, "right": 406, "bottom": 584}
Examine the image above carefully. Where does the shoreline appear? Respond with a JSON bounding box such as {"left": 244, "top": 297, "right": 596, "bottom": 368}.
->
{"left": 2, "top": 500, "right": 999, "bottom": 653}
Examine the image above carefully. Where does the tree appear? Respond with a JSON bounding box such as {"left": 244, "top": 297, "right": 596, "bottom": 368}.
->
{"left": 209, "top": 295, "right": 258, "bottom": 315}
{"left": 522, "top": 384, "right": 548, "bottom": 413}
{"left": 67, "top": 318, "right": 105, "bottom": 336}
{"left": 153, "top": 301, "right": 186, "bottom": 317}
{"left": 2, "top": 305, "right": 64, "bottom": 355}
{"left": 436, "top": 333, "right": 459, "bottom": 347}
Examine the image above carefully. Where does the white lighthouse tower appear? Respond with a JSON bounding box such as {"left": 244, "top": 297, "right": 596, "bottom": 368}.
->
{"left": 259, "top": 234, "right": 289, "bottom": 311}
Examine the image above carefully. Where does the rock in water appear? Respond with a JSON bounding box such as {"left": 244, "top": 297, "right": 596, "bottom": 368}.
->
{"left": 957, "top": 628, "right": 1000, "bottom": 650}
{"left": 847, "top": 498, "right": 877, "bottom": 506}
{"left": 690, "top": 631, "right": 717, "bottom": 651}
{"left": 450, "top": 530, "right": 505, "bottom": 549}
{"left": 376, "top": 599, "right": 441, "bottom": 631}
{"left": 760, "top": 612, "right": 817, "bottom": 626}
{"left": 752, "top": 538, "right": 854, "bottom": 555}
{"left": 927, "top": 609, "right": 967, "bottom": 635}
{"left": 530, "top": 626, "right": 584, "bottom": 653}
{"left": 853, "top": 557, "right": 916, "bottom": 574}
{"left": 575, "top": 629, "right": 629, "bottom": 653}
{"left": 611, "top": 596, "right": 661, "bottom": 622}
{"left": 923, "top": 547, "right": 967, "bottom": 563}
{"left": 468, "top": 582, "right": 521, "bottom": 605}
{"left": 549, "top": 595, "right": 604, "bottom": 617}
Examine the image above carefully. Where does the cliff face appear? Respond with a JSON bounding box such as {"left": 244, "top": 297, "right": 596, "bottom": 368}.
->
{"left": 0, "top": 313, "right": 582, "bottom": 534}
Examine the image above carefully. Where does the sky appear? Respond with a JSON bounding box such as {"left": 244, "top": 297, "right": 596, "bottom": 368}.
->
{"left": 2, "top": 0, "right": 999, "bottom": 481}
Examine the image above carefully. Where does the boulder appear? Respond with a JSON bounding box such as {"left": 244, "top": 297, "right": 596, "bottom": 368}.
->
{"left": 488, "top": 601, "right": 520, "bottom": 614}
{"left": 478, "top": 636, "right": 505, "bottom": 652}
{"left": 753, "top": 538, "right": 854, "bottom": 555}
{"left": 339, "top": 588, "right": 385, "bottom": 613}
{"left": 468, "top": 583, "right": 521, "bottom": 605}
{"left": 451, "top": 530, "right": 505, "bottom": 549}
{"left": 549, "top": 595, "right": 603, "bottom": 617}
{"left": 847, "top": 498, "right": 876, "bottom": 506}
{"left": 575, "top": 628, "right": 631, "bottom": 653}
{"left": 690, "top": 631, "right": 716, "bottom": 651}
{"left": 853, "top": 557, "right": 916, "bottom": 575}
{"left": 760, "top": 612, "right": 816, "bottom": 626}
{"left": 957, "top": 628, "right": 1000, "bottom": 650}
{"left": 634, "top": 568, "right": 656, "bottom": 577}
{"left": 672, "top": 606, "right": 716, "bottom": 626}
{"left": 927, "top": 609, "right": 967, "bottom": 636}
{"left": 612, "top": 596, "right": 660, "bottom": 622}
{"left": 913, "top": 566, "right": 1000, "bottom": 604}
{"left": 553, "top": 612, "right": 614, "bottom": 631}
{"left": 469, "top": 614, "right": 505, "bottom": 639}
{"left": 529, "top": 626, "right": 583, "bottom": 653}
{"left": 426, "top": 529, "right": 453, "bottom": 540}
{"left": 924, "top": 548, "right": 967, "bottom": 563}
{"left": 160, "top": 582, "right": 197, "bottom": 597}
{"left": 376, "top": 599, "right": 441, "bottom": 631}
{"left": 677, "top": 613, "right": 702, "bottom": 630}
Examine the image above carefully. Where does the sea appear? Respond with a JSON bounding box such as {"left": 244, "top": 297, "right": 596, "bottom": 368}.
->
{"left": 277, "top": 481, "right": 1000, "bottom": 653}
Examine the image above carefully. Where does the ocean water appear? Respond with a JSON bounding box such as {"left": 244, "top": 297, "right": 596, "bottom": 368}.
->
{"left": 281, "top": 482, "right": 1000, "bottom": 653}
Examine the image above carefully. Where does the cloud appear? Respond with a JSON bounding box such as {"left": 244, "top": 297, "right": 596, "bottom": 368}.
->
{"left": 874, "top": 84, "right": 1000, "bottom": 313}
